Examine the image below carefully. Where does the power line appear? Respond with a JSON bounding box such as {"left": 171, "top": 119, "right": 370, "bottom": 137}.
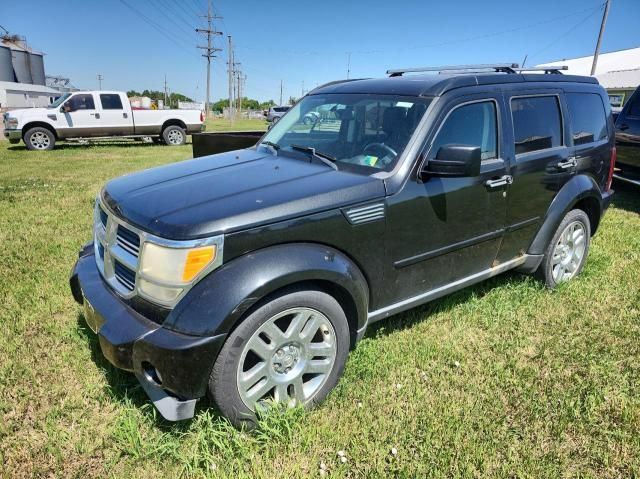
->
{"left": 118, "top": 0, "right": 194, "bottom": 52}
{"left": 152, "top": 0, "right": 200, "bottom": 37}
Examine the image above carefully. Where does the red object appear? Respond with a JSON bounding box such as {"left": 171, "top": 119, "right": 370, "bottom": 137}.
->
{"left": 200, "top": 111, "right": 205, "bottom": 123}
{"left": 606, "top": 146, "right": 616, "bottom": 191}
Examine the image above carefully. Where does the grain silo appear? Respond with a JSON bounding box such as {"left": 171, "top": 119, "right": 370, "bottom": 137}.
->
{"left": 0, "top": 45, "right": 14, "bottom": 82}
{"left": 11, "top": 49, "right": 33, "bottom": 84}
{"left": 28, "top": 52, "right": 45, "bottom": 85}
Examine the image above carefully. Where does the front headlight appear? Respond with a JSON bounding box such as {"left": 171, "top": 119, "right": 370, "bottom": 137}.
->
{"left": 5, "top": 117, "right": 18, "bottom": 129}
{"left": 137, "top": 236, "right": 223, "bottom": 306}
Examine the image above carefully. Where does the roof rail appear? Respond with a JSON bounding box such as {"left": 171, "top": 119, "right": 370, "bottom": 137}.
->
{"left": 518, "top": 65, "right": 568, "bottom": 74}
{"left": 387, "top": 63, "right": 520, "bottom": 77}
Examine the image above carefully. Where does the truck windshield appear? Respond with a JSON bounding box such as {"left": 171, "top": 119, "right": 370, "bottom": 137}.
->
{"left": 260, "top": 93, "right": 431, "bottom": 172}
{"left": 48, "top": 93, "right": 71, "bottom": 109}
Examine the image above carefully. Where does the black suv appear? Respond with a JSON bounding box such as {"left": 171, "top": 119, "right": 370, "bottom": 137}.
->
{"left": 70, "top": 64, "right": 615, "bottom": 427}
{"left": 613, "top": 85, "right": 640, "bottom": 186}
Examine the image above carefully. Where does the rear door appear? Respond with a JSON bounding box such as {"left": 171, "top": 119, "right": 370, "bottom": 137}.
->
{"left": 98, "top": 93, "right": 134, "bottom": 136}
{"left": 615, "top": 89, "right": 640, "bottom": 170}
{"left": 496, "top": 90, "right": 573, "bottom": 263}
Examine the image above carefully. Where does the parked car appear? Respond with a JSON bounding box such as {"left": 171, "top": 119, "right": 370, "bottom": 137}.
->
{"left": 2, "top": 91, "right": 204, "bottom": 150}
{"left": 613, "top": 85, "right": 640, "bottom": 186}
{"left": 266, "top": 105, "right": 290, "bottom": 123}
{"left": 70, "top": 64, "right": 615, "bottom": 427}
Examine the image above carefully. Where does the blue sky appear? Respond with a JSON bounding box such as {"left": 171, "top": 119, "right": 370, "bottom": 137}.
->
{"left": 3, "top": 0, "right": 639, "bottom": 103}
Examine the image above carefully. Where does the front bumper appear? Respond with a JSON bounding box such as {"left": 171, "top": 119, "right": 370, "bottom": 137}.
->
{"left": 70, "top": 243, "right": 226, "bottom": 421}
{"left": 3, "top": 129, "right": 21, "bottom": 141}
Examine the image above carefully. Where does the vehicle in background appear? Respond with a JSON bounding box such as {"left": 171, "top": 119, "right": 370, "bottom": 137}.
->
{"left": 266, "top": 105, "right": 290, "bottom": 123}
{"left": 2, "top": 91, "right": 205, "bottom": 150}
{"left": 614, "top": 85, "right": 640, "bottom": 186}
{"left": 70, "top": 64, "right": 615, "bottom": 427}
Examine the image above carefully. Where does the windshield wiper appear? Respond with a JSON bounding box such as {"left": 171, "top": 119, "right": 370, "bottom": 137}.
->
{"left": 290, "top": 144, "right": 338, "bottom": 170}
{"left": 260, "top": 140, "right": 280, "bottom": 155}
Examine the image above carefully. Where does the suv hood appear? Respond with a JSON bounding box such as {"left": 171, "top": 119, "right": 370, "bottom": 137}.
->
{"left": 102, "top": 149, "right": 386, "bottom": 239}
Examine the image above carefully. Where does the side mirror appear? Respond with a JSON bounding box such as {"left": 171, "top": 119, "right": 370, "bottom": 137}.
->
{"left": 421, "top": 145, "right": 481, "bottom": 179}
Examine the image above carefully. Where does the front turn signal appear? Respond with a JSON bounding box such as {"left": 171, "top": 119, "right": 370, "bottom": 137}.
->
{"left": 182, "top": 246, "right": 216, "bottom": 282}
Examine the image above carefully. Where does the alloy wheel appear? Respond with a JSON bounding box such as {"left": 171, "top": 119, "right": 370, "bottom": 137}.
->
{"left": 236, "top": 307, "right": 337, "bottom": 411}
{"left": 551, "top": 220, "right": 586, "bottom": 283}
{"left": 29, "top": 131, "right": 51, "bottom": 150}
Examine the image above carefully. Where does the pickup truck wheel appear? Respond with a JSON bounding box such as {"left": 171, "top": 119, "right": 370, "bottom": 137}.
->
{"left": 24, "top": 127, "right": 55, "bottom": 151}
{"left": 209, "top": 289, "right": 350, "bottom": 428}
{"left": 162, "top": 125, "right": 186, "bottom": 146}
{"left": 536, "top": 209, "right": 591, "bottom": 288}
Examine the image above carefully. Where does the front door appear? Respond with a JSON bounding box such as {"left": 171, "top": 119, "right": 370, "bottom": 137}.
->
{"left": 58, "top": 93, "right": 101, "bottom": 138}
{"left": 384, "top": 94, "right": 508, "bottom": 305}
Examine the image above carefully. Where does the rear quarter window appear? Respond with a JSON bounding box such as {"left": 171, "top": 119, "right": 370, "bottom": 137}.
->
{"left": 566, "top": 93, "right": 608, "bottom": 145}
{"left": 511, "top": 96, "right": 563, "bottom": 155}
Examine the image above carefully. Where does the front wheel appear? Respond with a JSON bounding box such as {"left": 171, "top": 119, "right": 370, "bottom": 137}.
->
{"left": 162, "top": 125, "right": 186, "bottom": 146}
{"left": 24, "top": 127, "right": 56, "bottom": 151}
{"left": 536, "top": 209, "right": 591, "bottom": 288}
{"left": 209, "top": 289, "right": 350, "bottom": 428}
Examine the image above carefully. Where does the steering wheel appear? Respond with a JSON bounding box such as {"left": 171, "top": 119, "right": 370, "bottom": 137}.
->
{"left": 363, "top": 142, "right": 398, "bottom": 160}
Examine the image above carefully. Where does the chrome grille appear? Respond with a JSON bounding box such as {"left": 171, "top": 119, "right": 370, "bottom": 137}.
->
{"left": 116, "top": 225, "right": 140, "bottom": 257}
{"left": 93, "top": 201, "right": 141, "bottom": 298}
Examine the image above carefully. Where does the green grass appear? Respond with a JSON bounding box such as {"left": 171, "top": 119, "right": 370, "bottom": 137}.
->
{"left": 205, "top": 117, "right": 268, "bottom": 132}
{"left": 0, "top": 135, "right": 639, "bottom": 478}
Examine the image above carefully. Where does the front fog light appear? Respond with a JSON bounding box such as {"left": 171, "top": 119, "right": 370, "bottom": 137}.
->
{"left": 138, "top": 279, "right": 182, "bottom": 303}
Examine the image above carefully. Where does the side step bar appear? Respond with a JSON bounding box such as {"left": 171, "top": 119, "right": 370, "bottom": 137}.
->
{"left": 613, "top": 173, "right": 640, "bottom": 187}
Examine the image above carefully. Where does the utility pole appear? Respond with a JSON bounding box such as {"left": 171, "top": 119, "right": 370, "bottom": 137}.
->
{"left": 196, "top": 0, "right": 222, "bottom": 118}
{"left": 591, "top": 0, "right": 611, "bottom": 76}
{"left": 97, "top": 74, "right": 103, "bottom": 89}
{"left": 227, "top": 35, "right": 234, "bottom": 121}
{"left": 301, "top": 80, "right": 305, "bottom": 97}
{"left": 347, "top": 52, "right": 351, "bottom": 79}
{"left": 163, "top": 74, "right": 168, "bottom": 108}
{"left": 279, "top": 80, "right": 283, "bottom": 106}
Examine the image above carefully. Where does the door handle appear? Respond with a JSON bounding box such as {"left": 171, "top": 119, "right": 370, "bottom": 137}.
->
{"left": 484, "top": 175, "right": 513, "bottom": 188}
{"left": 89, "top": 113, "right": 101, "bottom": 119}
{"left": 123, "top": 112, "right": 128, "bottom": 119}
{"left": 556, "top": 158, "right": 577, "bottom": 170}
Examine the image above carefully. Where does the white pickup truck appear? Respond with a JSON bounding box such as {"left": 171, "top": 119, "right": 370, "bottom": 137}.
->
{"left": 3, "top": 90, "right": 205, "bottom": 150}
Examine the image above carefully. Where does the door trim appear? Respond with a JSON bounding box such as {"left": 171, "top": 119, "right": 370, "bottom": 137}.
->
{"left": 369, "top": 255, "right": 528, "bottom": 322}
{"left": 394, "top": 228, "right": 504, "bottom": 268}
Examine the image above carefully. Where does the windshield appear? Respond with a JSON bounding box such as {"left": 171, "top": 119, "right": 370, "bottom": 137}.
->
{"left": 48, "top": 93, "right": 72, "bottom": 109}
{"left": 260, "top": 93, "right": 431, "bottom": 173}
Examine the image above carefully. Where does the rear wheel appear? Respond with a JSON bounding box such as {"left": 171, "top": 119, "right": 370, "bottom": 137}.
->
{"left": 536, "top": 209, "right": 591, "bottom": 288}
{"left": 209, "top": 289, "right": 350, "bottom": 428}
{"left": 24, "top": 127, "right": 55, "bottom": 151}
{"left": 162, "top": 125, "right": 186, "bottom": 146}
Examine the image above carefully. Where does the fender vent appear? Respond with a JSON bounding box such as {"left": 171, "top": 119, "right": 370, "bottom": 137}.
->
{"left": 344, "top": 203, "right": 385, "bottom": 225}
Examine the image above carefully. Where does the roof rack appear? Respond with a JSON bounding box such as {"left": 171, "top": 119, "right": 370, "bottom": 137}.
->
{"left": 517, "top": 65, "right": 569, "bottom": 74}
{"left": 386, "top": 63, "right": 569, "bottom": 77}
{"left": 387, "top": 63, "right": 520, "bottom": 77}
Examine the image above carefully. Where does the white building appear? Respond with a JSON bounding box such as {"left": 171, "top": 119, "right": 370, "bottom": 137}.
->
{"left": 0, "top": 80, "right": 61, "bottom": 108}
{"left": 543, "top": 47, "right": 640, "bottom": 107}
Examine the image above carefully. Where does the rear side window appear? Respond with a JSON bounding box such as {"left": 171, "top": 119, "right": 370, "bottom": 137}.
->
{"left": 511, "top": 96, "right": 562, "bottom": 155}
{"left": 100, "top": 94, "right": 123, "bottom": 110}
{"left": 430, "top": 101, "right": 498, "bottom": 161}
{"left": 566, "top": 93, "right": 608, "bottom": 145}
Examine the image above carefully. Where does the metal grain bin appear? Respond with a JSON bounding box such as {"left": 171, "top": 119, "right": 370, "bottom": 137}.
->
{"left": 11, "top": 49, "right": 33, "bottom": 84}
{"left": 29, "top": 53, "right": 45, "bottom": 85}
{"left": 0, "top": 46, "right": 14, "bottom": 82}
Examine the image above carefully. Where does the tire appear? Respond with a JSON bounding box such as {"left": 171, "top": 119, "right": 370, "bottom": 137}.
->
{"left": 535, "top": 209, "right": 591, "bottom": 288}
{"left": 24, "top": 127, "right": 56, "bottom": 151}
{"left": 209, "top": 288, "right": 350, "bottom": 428}
{"left": 162, "top": 125, "right": 186, "bottom": 146}
{"left": 272, "top": 116, "right": 279, "bottom": 124}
